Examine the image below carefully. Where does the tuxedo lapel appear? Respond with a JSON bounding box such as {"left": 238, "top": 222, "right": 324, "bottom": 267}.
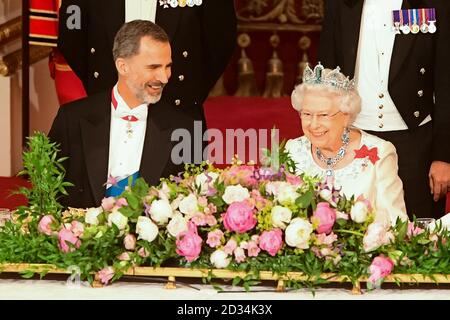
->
{"left": 341, "top": 0, "right": 364, "bottom": 77}
{"left": 80, "top": 93, "right": 111, "bottom": 205}
{"left": 139, "top": 105, "right": 173, "bottom": 187}
{"left": 155, "top": 6, "right": 181, "bottom": 40}
{"left": 389, "top": 0, "right": 420, "bottom": 84}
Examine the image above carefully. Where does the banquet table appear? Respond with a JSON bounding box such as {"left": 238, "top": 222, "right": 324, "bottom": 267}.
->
{"left": 1, "top": 276, "right": 450, "bottom": 300}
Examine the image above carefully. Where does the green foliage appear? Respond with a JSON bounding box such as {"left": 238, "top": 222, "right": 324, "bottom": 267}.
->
{"left": 15, "top": 132, "right": 72, "bottom": 219}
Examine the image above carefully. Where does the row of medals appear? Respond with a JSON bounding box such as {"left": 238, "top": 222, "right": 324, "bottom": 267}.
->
{"left": 159, "top": 0, "right": 202, "bottom": 8}
{"left": 394, "top": 21, "right": 437, "bottom": 34}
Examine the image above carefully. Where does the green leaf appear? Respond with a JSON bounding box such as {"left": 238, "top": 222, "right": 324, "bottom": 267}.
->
{"left": 295, "top": 189, "right": 314, "bottom": 209}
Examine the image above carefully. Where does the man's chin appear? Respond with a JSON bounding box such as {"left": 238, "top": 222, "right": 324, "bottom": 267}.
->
{"left": 143, "top": 93, "right": 162, "bottom": 105}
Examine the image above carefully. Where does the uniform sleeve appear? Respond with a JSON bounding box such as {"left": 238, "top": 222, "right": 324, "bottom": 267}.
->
{"left": 432, "top": 2, "right": 450, "bottom": 162}
{"left": 48, "top": 106, "right": 70, "bottom": 171}
{"left": 318, "top": 0, "right": 338, "bottom": 68}
{"left": 201, "top": 0, "right": 237, "bottom": 100}
{"left": 374, "top": 141, "right": 409, "bottom": 226}
{"left": 57, "top": 0, "right": 88, "bottom": 88}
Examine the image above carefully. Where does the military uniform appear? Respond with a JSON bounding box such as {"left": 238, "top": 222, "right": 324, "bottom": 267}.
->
{"left": 319, "top": 0, "right": 450, "bottom": 218}
{"left": 57, "top": 0, "right": 237, "bottom": 122}
{"left": 29, "top": 0, "right": 86, "bottom": 105}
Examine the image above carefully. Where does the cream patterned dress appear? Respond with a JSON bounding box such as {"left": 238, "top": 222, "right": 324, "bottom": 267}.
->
{"left": 285, "top": 131, "right": 408, "bottom": 225}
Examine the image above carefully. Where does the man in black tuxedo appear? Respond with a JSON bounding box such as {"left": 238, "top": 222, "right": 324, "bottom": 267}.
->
{"left": 318, "top": 0, "right": 450, "bottom": 218}
{"left": 49, "top": 20, "right": 197, "bottom": 209}
{"left": 57, "top": 0, "right": 237, "bottom": 125}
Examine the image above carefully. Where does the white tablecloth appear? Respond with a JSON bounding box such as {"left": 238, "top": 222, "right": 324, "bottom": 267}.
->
{"left": 1, "top": 278, "right": 450, "bottom": 300}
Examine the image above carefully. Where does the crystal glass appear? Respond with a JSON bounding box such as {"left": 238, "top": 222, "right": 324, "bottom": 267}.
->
{"left": 416, "top": 217, "right": 435, "bottom": 229}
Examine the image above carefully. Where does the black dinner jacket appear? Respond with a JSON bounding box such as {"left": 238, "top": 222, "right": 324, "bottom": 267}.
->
{"left": 48, "top": 90, "right": 197, "bottom": 209}
{"left": 57, "top": 0, "right": 237, "bottom": 120}
{"left": 318, "top": 0, "right": 450, "bottom": 162}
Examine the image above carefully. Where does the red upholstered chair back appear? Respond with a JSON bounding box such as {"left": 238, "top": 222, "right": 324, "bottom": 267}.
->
{"left": 203, "top": 96, "right": 303, "bottom": 167}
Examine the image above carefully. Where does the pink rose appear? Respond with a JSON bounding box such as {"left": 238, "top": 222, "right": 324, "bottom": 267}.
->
{"left": 313, "top": 202, "right": 336, "bottom": 234}
{"left": 198, "top": 196, "right": 208, "bottom": 207}
{"left": 138, "top": 247, "right": 149, "bottom": 258}
{"left": 222, "top": 201, "right": 257, "bottom": 233}
{"left": 285, "top": 173, "right": 303, "bottom": 186}
{"left": 259, "top": 229, "right": 283, "bottom": 256}
{"left": 101, "top": 197, "right": 115, "bottom": 211}
{"left": 97, "top": 267, "right": 114, "bottom": 285}
{"left": 70, "top": 221, "right": 84, "bottom": 238}
{"left": 250, "top": 189, "right": 271, "bottom": 210}
{"left": 58, "top": 228, "right": 81, "bottom": 253}
{"left": 247, "top": 240, "right": 261, "bottom": 257}
{"left": 223, "top": 238, "right": 238, "bottom": 255}
{"left": 204, "top": 214, "right": 217, "bottom": 227}
{"left": 124, "top": 234, "right": 137, "bottom": 250}
{"left": 38, "top": 215, "right": 56, "bottom": 236}
{"left": 191, "top": 212, "right": 207, "bottom": 226}
{"left": 407, "top": 222, "right": 424, "bottom": 238}
{"left": 176, "top": 222, "right": 203, "bottom": 262}
{"left": 368, "top": 255, "right": 394, "bottom": 284}
{"left": 221, "top": 165, "right": 257, "bottom": 187}
{"left": 316, "top": 232, "right": 338, "bottom": 246}
{"left": 206, "top": 230, "right": 223, "bottom": 248}
{"left": 234, "top": 247, "right": 246, "bottom": 263}
{"left": 363, "top": 222, "right": 394, "bottom": 252}
{"left": 115, "top": 197, "right": 128, "bottom": 208}
{"left": 118, "top": 252, "right": 131, "bottom": 261}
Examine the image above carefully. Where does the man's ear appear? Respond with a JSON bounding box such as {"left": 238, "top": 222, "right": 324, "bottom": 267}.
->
{"left": 115, "top": 58, "right": 129, "bottom": 76}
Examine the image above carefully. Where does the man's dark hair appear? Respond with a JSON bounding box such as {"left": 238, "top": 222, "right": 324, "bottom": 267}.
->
{"left": 113, "top": 20, "right": 169, "bottom": 61}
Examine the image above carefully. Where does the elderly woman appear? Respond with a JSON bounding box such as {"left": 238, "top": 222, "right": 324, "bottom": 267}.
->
{"left": 285, "top": 63, "right": 408, "bottom": 226}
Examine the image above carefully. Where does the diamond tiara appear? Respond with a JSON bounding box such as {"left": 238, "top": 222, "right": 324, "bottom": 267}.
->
{"left": 302, "top": 62, "right": 356, "bottom": 91}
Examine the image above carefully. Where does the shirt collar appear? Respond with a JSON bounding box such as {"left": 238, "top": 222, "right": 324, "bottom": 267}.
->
{"left": 111, "top": 84, "right": 148, "bottom": 122}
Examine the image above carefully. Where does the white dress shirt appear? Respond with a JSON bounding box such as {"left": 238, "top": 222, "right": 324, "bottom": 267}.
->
{"left": 125, "top": 0, "right": 158, "bottom": 23}
{"left": 354, "top": 0, "right": 431, "bottom": 131}
{"left": 107, "top": 85, "right": 148, "bottom": 188}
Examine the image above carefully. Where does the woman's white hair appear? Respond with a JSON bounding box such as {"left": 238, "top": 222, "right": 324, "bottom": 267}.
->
{"left": 291, "top": 68, "right": 362, "bottom": 124}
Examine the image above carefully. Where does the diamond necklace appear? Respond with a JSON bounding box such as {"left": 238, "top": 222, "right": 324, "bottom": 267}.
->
{"left": 315, "top": 127, "right": 350, "bottom": 177}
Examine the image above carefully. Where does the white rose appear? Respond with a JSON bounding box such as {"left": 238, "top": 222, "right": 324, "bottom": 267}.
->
{"left": 107, "top": 209, "right": 128, "bottom": 230}
{"left": 285, "top": 218, "right": 313, "bottom": 249}
{"left": 195, "top": 172, "right": 219, "bottom": 195}
{"left": 276, "top": 183, "right": 300, "bottom": 205}
{"left": 271, "top": 206, "right": 292, "bottom": 229}
{"left": 350, "top": 201, "right": 369, "bottom": 223}
{"left": 149, "top": 199, "right": 173, "bottom": 225}
{"left": 363, "top": 222, "right": 394, "bottom": 252}
{"left": 170, "top": 195, "right": 184, "bottom": 210}
{"left": 222, "top": 185, "right": 250, "bottom": 205}
{"left": 136, "top": 216, "right": 159, "bottom": 243}
{"left": 167, "top": 213, "right": 189, "bottom": 237}
{"left": 178, "top": 194, "right": 199, "bottom": 216}
{"left": 158, "top": 182, "right": 171, "bottom": 201}
{"left": 85, "top": 207, "right": 102, "bottom": 225}
{"left": 319, "top": 189, "right": 333, "bottom": 202}
{"left": 210, "top": 249, "right": 231, "bottom": 269}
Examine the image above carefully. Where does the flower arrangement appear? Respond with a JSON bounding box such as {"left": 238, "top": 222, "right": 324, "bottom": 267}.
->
{"left": 1, "top": 134, "right": 450, "bottom": 290}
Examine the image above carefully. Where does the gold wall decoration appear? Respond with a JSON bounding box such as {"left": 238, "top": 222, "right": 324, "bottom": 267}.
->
{"left": 263, "top": 33, "right": 284, "bottom": 98}
{"left": 0, "top": 46, "right": 52, "bottom": 77}
{"left": 235, "top": 33, "right": 259, "bottom": 97}
{"left": 237, "top": 0, "right": 324, "bottom": 25}
{"left": 231, "top": 0, "right": 324, "bottom": 96}
{"left": 0, "top": 17, "right": 21, "bottom": 47}
{"left": 297, "top": 35, "right": 312, "bottom": 84}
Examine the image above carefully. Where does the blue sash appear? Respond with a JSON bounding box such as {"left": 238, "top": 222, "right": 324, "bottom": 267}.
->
{"left": 105, "top": 172, "right": 140, "bottom": 197}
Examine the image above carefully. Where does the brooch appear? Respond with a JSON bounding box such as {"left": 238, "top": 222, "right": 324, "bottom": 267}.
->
{"left": 354, "top": 145, "right": 380, "bottom": 165}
